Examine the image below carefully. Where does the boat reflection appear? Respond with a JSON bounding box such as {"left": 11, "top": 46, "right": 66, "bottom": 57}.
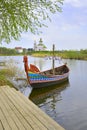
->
{"left": 29, "top": 80, "right": 70, "bottom": 106}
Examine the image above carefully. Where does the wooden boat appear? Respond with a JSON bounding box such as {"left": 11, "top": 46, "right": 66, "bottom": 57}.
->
{"left": 23, "top": 56, "right": 69, "bottom": 88}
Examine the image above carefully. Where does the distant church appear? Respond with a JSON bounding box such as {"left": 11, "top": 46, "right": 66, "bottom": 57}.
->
{"left": 34, "top": 38, "right": 47, "bottom": 51}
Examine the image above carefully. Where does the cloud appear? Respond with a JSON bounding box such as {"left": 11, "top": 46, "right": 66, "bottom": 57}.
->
{"left": 64, "top": 0, "right": 87, "bottom": 7}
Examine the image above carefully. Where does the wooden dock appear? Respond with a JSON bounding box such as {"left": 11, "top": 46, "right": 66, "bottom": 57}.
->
{"left": 0, "top": 86, "right": 65, "bottom": 130}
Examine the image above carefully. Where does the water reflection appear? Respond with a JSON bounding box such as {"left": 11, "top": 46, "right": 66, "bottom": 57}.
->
{"left": 29, "top": 81, "right": 70, "bottom": 122}
{"left": 29, "top": 80, "right": 69, "bottom": 107}
{"left": 33, "top": 57, "right": 45, "bottom": 71}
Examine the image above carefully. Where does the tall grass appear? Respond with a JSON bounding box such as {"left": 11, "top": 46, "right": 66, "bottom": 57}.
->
{"left": 0, "top": 59, "right": 25, "bottom": 87}
{"left": 31, "top": 50, "right": 87, "bottom": 60}
{"left": 0, "top": 70, "right": 14, "bottom": 87}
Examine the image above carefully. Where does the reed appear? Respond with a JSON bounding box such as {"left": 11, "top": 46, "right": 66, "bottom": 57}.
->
{"left": 31, "top": 50, "right": 87, "bottom": 60}
{"left": 0, "top": 59, "right": 26, "bottom": 87}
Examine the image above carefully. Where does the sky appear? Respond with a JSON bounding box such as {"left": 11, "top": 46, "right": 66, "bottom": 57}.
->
{"left": 1, "top": 0, "right": 87, "bottom": 50}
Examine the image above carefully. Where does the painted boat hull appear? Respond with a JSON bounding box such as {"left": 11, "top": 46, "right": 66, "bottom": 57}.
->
{"left": 28, "top": 64, "right": 69, "bottom": 88}
{"left": 30, "top": 76, "right": 69, "bottom": 88}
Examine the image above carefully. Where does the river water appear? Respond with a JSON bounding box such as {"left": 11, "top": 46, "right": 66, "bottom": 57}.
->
{"left": 0, "top": 56, "right": 87, "bottom": 130}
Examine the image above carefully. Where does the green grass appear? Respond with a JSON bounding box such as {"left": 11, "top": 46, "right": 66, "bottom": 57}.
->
{"left": 0, "top": 69, "right": 15, "bottom": 87}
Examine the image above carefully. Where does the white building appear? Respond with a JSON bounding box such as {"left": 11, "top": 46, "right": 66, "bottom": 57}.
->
{"left": 34, "top": 38, "right": 47, "bottom": 51}
{"left": 15, "top": 47, "right": 23, "bottom": 53}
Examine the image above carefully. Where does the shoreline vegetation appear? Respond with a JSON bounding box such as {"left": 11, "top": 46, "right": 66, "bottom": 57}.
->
{"left": 0, "top": 69, "right": 15, "bottom": 87}
{"left": 0, "top": 60, "right": 21, "bottom": 88}
{"left": 31, "top": 50, "right": 87, "bottom": 60}
{"left": 0, "top": 47, "right": 87, "bottom": 60}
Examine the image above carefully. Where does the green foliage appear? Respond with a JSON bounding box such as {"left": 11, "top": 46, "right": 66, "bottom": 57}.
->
{"left": 0, "top": 0, "right": 63, "bottom": 43}
{"left": 0, "top": 47, "right": 17, "bottom": 55}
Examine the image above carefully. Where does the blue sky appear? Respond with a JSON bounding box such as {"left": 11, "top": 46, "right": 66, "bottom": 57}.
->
{"left": 1, "top": 0, "right": 87, "bottom": 50}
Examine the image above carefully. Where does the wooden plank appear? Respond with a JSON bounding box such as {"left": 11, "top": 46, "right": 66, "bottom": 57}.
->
{"left": 1, "top": 86, "right": 64, "bottom": 130}
{"left": 1, "top": 86, "right": 47, "bottom": 130}
{"left": 0, "top": 87, "right": 33, "bottom": 130}
{"left": 0, "top": 108, "right": 11, "bottom": 130}
{"left": 3, "top": 87, "right": 53, "bottom": 130}
{"left": 0, "top": 120, "right": 4, "bottom": 130}
{"left": 0, "top": 90, "right": 26, "bottom": 130}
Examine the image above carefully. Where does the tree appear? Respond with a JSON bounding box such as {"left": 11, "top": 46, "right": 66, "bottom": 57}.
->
{"left": 0, "top": 0, "right": 63, "bottom": 43}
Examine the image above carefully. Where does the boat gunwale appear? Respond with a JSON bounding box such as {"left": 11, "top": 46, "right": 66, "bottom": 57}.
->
{"left": 28, "top": 64, "right": 69, "bottom": 78}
